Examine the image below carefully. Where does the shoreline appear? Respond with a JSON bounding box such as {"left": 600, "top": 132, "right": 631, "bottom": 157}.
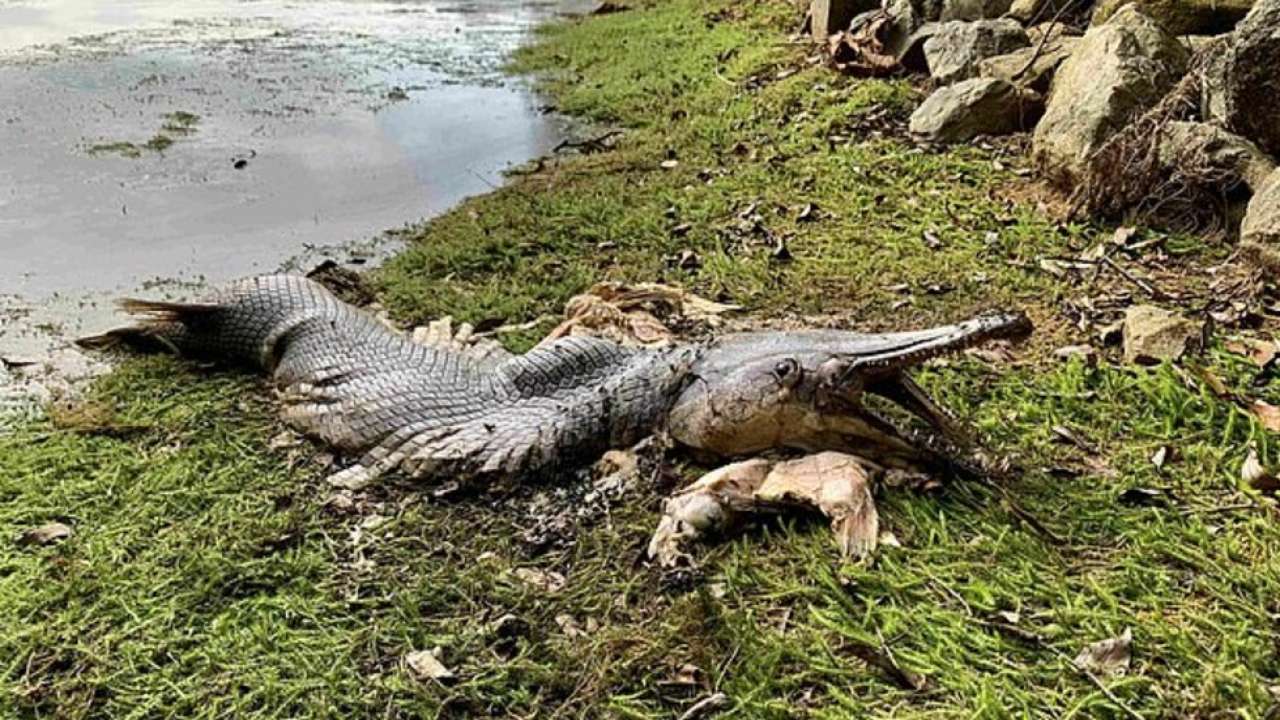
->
{"left": 0, "top": 0, "right": 593, "bottom": 416}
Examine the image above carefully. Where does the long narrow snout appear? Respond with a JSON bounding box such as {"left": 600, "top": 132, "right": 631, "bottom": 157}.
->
{"left": 667, "top": 310, "right": 1033, "bottom": 471}
{"left": 832, "top": 311, "right": 1032, "bottom": 374}
{"left": 826, "top": 310, "right": 1031, "bottom": 448}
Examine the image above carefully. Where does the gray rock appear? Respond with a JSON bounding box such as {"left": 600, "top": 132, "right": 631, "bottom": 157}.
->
{"left": 1205, "top": 0, "right": 1280, "bottom": 157}
{"left": 899, "top": 21, "right": 945, "bottom": 70}
{"left": 977, "top": 36, "right": 1079, "bottom": 93}
{"left": 1005, "top": 0, "right": 1042, "bottom": 22}
{"left": 1156, "top": 121, "right": 1277, "bottom": 192}
{"left": 812, "top": 0, "right": 881, "bottom": 40}
{"left": 941, "top": 0, "right": 1014, "bottom": 21}
{"left": 1026, "top": 21, "right": 1076, "bottom": 46}
{"left": 1179, "top": 33, "right": 1227, "bottom": 53}
{"left": 923, "top": 19, "right": 1030, "bottom": 83}
{"left": 910, "top": 0, "right": 947, "bottom": 21}
{"left": 1032, "top": 5, "right": 1189, "bottom": 186}
{"left": 1122, "top": 305, "right": 1206, "bottom": 365}
{"left": 909, "top": 77, "right": 1041, "bottom": 142}
{"left": 1005, "top": 0, "right": 1075, "bottom": 23}
{"left": 883, "top": 0, "right": 924, "bottom": 54}
{"left": 1092, "top": 0, "right": 1254, "bottom": 36}
{"left": 19, "top": 522, "right": 74, "bottom": 547}
{"left": 1242, "top": 169, "right": 1280, "bottom": 272}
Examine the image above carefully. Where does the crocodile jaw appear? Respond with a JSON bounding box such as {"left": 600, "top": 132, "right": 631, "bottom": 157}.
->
{"left": 665, "top": 311, "right": 1031, "bottom": 468}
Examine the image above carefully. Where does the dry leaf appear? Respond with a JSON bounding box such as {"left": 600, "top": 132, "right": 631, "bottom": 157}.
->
{"left": 0, "top": 355, "right": 39, "bottom": 369}
{"left": 513, "top": 567, "right": 566, "bottom": 594}
{"left": 268, "top": 430, "right": 304, "bottom": 450}
{"left": 323, "top": 491, "right": 357, "bottom": 514}
{"left": 1118, "top": 487, "right": 1167, "bottom": 507}
{"left": 1250, "top": 400, "right": 1280, "bottom": 432}
{"left": 1224, "top": 337, "right": 1279, "bottom": 367}
{"left": 659, "top": 663, "right": 707, "bottom": 689}
{"left": 19, "top": 522, "right": 73, "bottom": 546}
{"left": 1080, "top": 453, "right": 1119, "bottom": 479}
{"left": 1242, "top": 447, "right": 1279, "bottom": 492}
{"left": 1150, "top": 445, "right": 1168, "bottom": 470}
{"left": 826, "top": 11, "right": 898, "bottom": 77}
{"left": 1053, "top": 344, "right": 1098, "bottom": 364}
{"left": 1110, "top": 226, "right": 1137, "bottom": 246}
{"left": 1122, "top": 305, "right": 1205, "bottom": 365}
{"left": 1073, "top": 628, "right": 1132, "bottom": 677}
{"left": 405, "top": 648, "right": 454, "bottom": 681}
{"left": 545, "top": 282, "right": 739, "bottom": 348}
{"left": 965, "top": 341, "right": 1016, "bottom": 364}
{"left": 555, "top": 613, "right": 586, "bottom": 638}
{"left": 1051, "top": 425, "right": 1100, "bottom": 454}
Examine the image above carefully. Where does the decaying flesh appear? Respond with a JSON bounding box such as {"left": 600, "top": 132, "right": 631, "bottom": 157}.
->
{"left": 648, "top": 452, "right": 881, "bottom": 566}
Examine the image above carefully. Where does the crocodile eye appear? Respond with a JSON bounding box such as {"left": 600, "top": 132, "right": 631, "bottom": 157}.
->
{"left": 772, "top": 358, "right": 801, "bottom": 386}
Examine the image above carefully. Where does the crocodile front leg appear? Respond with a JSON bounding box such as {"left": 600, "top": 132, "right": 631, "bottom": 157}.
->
{"left": 647, "top": 451, "right": 882, "bottom": 567}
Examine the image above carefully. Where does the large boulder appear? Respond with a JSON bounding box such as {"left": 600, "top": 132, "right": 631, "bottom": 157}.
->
{"left": 1242, "top": 169, "right": 1280, "bottom": 272}
{"left": 909, "top": 77, "right": 1041, "bottom": 142}
{"left": 1156, "top": 121, "right": 1277, "bottom": 192}
{"left": 1092, "top": 0, "right": 1254, "bottom": 36}
{"left": 910, "top": 0, "right": 947, "bottom": 21}
{"left": 940, "top": 0, "right": 1014, "bottom": 21}
{"left": 977, "top": 35, "right": 1079, "bottom": 93}
{"left": 1032, "top": 5, "right": 1189, "bottom": 186}
{"left": 923, "top": 19, "right": 1030, "bottom": 83}
{"left": 884, "top": 0, "right": 925, "bottom": 53}
{"left": 1204, "top": 0, "right": 1280, "bottom": 157}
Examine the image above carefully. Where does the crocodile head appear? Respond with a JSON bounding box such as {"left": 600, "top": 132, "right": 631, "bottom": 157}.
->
{"left": 666, "top": 311, "right": 1032, "bottom": 471}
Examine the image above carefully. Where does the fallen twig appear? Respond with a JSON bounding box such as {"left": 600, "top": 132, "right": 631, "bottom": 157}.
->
{"left": 677, "top": 692, "right": 730, "bottom": 720}
{"left": 997, "top": 486, "right": 1068, "bottom": 545}
{"left": 553, "top": 130, "right": 623, "bottom": 154}
{"left": 1101, "top": 256, "right": 1174, "bottom": 301}
{"left": 845, "top": 635, "right": 928, "bottom": 691}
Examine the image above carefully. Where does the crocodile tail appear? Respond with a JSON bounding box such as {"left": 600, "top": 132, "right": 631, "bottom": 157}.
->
{"left": 116, "top": 298, "right": 222, "bottom": 320}
{"left": 75, "top": 300, "right": 221, "bottom": 353}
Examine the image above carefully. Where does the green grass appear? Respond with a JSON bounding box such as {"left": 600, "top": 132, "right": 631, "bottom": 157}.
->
{"left": 87, "top": 111, "right": 197, "bottom": 158}
{"left": 86, "top": 141, "right": 144, "bottom": 159}
{"left": 5, "top": 0, "right": 1279, "bottom": 717}
{"left": 160, "top": 111, "right": 200, "bottom": 135}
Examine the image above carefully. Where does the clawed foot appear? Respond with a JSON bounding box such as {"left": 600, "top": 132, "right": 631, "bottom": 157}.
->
{"left": 647, "top": 451, "right": 885, "bottom": 567}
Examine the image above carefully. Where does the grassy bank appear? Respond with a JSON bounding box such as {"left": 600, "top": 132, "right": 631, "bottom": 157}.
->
{"left": 4, "top": 0, "right": 1279, "bottom": 717}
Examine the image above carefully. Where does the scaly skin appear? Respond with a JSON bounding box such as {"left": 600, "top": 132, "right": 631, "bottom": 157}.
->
{"left": 84, "top": 275, "right": 1031, "bottom": 487}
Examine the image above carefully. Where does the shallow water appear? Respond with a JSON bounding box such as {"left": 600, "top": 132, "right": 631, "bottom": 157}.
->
{"left": 0, "top": 0, "right": 589, "bottom": 410}
{"left": 0, "top": 0, "right": 586, "bottom": 297}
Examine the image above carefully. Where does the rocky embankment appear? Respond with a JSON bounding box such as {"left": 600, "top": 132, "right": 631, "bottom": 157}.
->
{"left": 811, "top": 0, "right": 1280, "bottom": 259}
